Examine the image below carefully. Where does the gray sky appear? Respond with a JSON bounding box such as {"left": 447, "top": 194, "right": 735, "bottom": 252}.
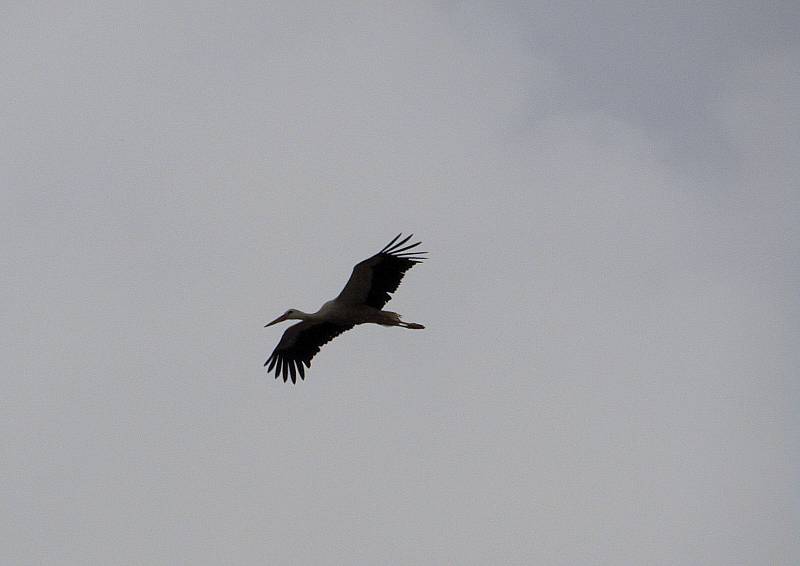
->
{"left": 2, "top": 2, "right": 799, "bottom": 564}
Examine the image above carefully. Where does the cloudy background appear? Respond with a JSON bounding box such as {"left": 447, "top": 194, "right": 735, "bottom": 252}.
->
{"left": 2, "top": 2, "right": 798, "bottom": 564}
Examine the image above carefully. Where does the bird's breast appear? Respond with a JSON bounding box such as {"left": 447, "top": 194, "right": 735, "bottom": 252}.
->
{"left": 317, "top": 300, "right": 377, "bottom": 325}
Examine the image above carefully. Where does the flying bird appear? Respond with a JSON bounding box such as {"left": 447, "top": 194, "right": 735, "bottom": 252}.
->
{"left": 264, "top": 234, "right": 427, "bottom": 383}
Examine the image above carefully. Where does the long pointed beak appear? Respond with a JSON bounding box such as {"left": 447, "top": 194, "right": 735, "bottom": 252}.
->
{"left": 264, "top": 313, "right": 288, "bottom": 327}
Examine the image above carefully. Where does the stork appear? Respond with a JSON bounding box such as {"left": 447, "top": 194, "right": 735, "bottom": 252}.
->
{"left": 264, "top": 234, "right": 427, "bottom": 383}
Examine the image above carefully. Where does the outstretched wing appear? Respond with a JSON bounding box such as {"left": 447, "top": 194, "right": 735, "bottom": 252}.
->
{"left": 335, "top": 234, "right": 427, "bottom": 310}
{"left": 264, "top": 320, "right": 354, "bottom": 383}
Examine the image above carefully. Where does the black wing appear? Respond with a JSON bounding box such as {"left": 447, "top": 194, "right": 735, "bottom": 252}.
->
{"left": 335, "top": 234, "right": 427, "bottom": 310}
{"left": 264, "top": 320, "right": 354, "bottom": 383}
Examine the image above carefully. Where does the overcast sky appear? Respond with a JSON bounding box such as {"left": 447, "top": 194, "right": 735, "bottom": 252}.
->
{"left": 2, "top": 2, "right": 799, "bottom": 564}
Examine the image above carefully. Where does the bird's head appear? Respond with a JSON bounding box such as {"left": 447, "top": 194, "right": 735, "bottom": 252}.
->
{"left": 264, "top": 308, "right": 304, "bottom": 327}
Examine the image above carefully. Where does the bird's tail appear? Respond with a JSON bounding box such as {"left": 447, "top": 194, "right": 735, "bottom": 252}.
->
{"left": 382, "top": 311, "right": 425, "bottom": 329}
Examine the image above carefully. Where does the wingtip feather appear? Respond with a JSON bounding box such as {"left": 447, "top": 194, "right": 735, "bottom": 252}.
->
{"left": 385, "top": 234, "right": 413, "bottom": 253}
{"left": 379, "top": 233, "right": 403, "bottom": 253}
{"left": 390, "top": 240, "right": 422, "bottom": 254}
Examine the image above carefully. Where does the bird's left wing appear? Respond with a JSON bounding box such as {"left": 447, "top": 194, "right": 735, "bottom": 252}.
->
{"left": 265, "top": 320, "right": 354, "bottom": 383}
{"left": 335, "top": 234, "right": 426, "bottom": 310}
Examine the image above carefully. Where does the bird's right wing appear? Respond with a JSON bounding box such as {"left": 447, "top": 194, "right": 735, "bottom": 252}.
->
{"left": 264, "top": 320, "right": 354, "bottom": 383}
{"left": 335, "top": 234, "right": 426, "bottom": 310}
